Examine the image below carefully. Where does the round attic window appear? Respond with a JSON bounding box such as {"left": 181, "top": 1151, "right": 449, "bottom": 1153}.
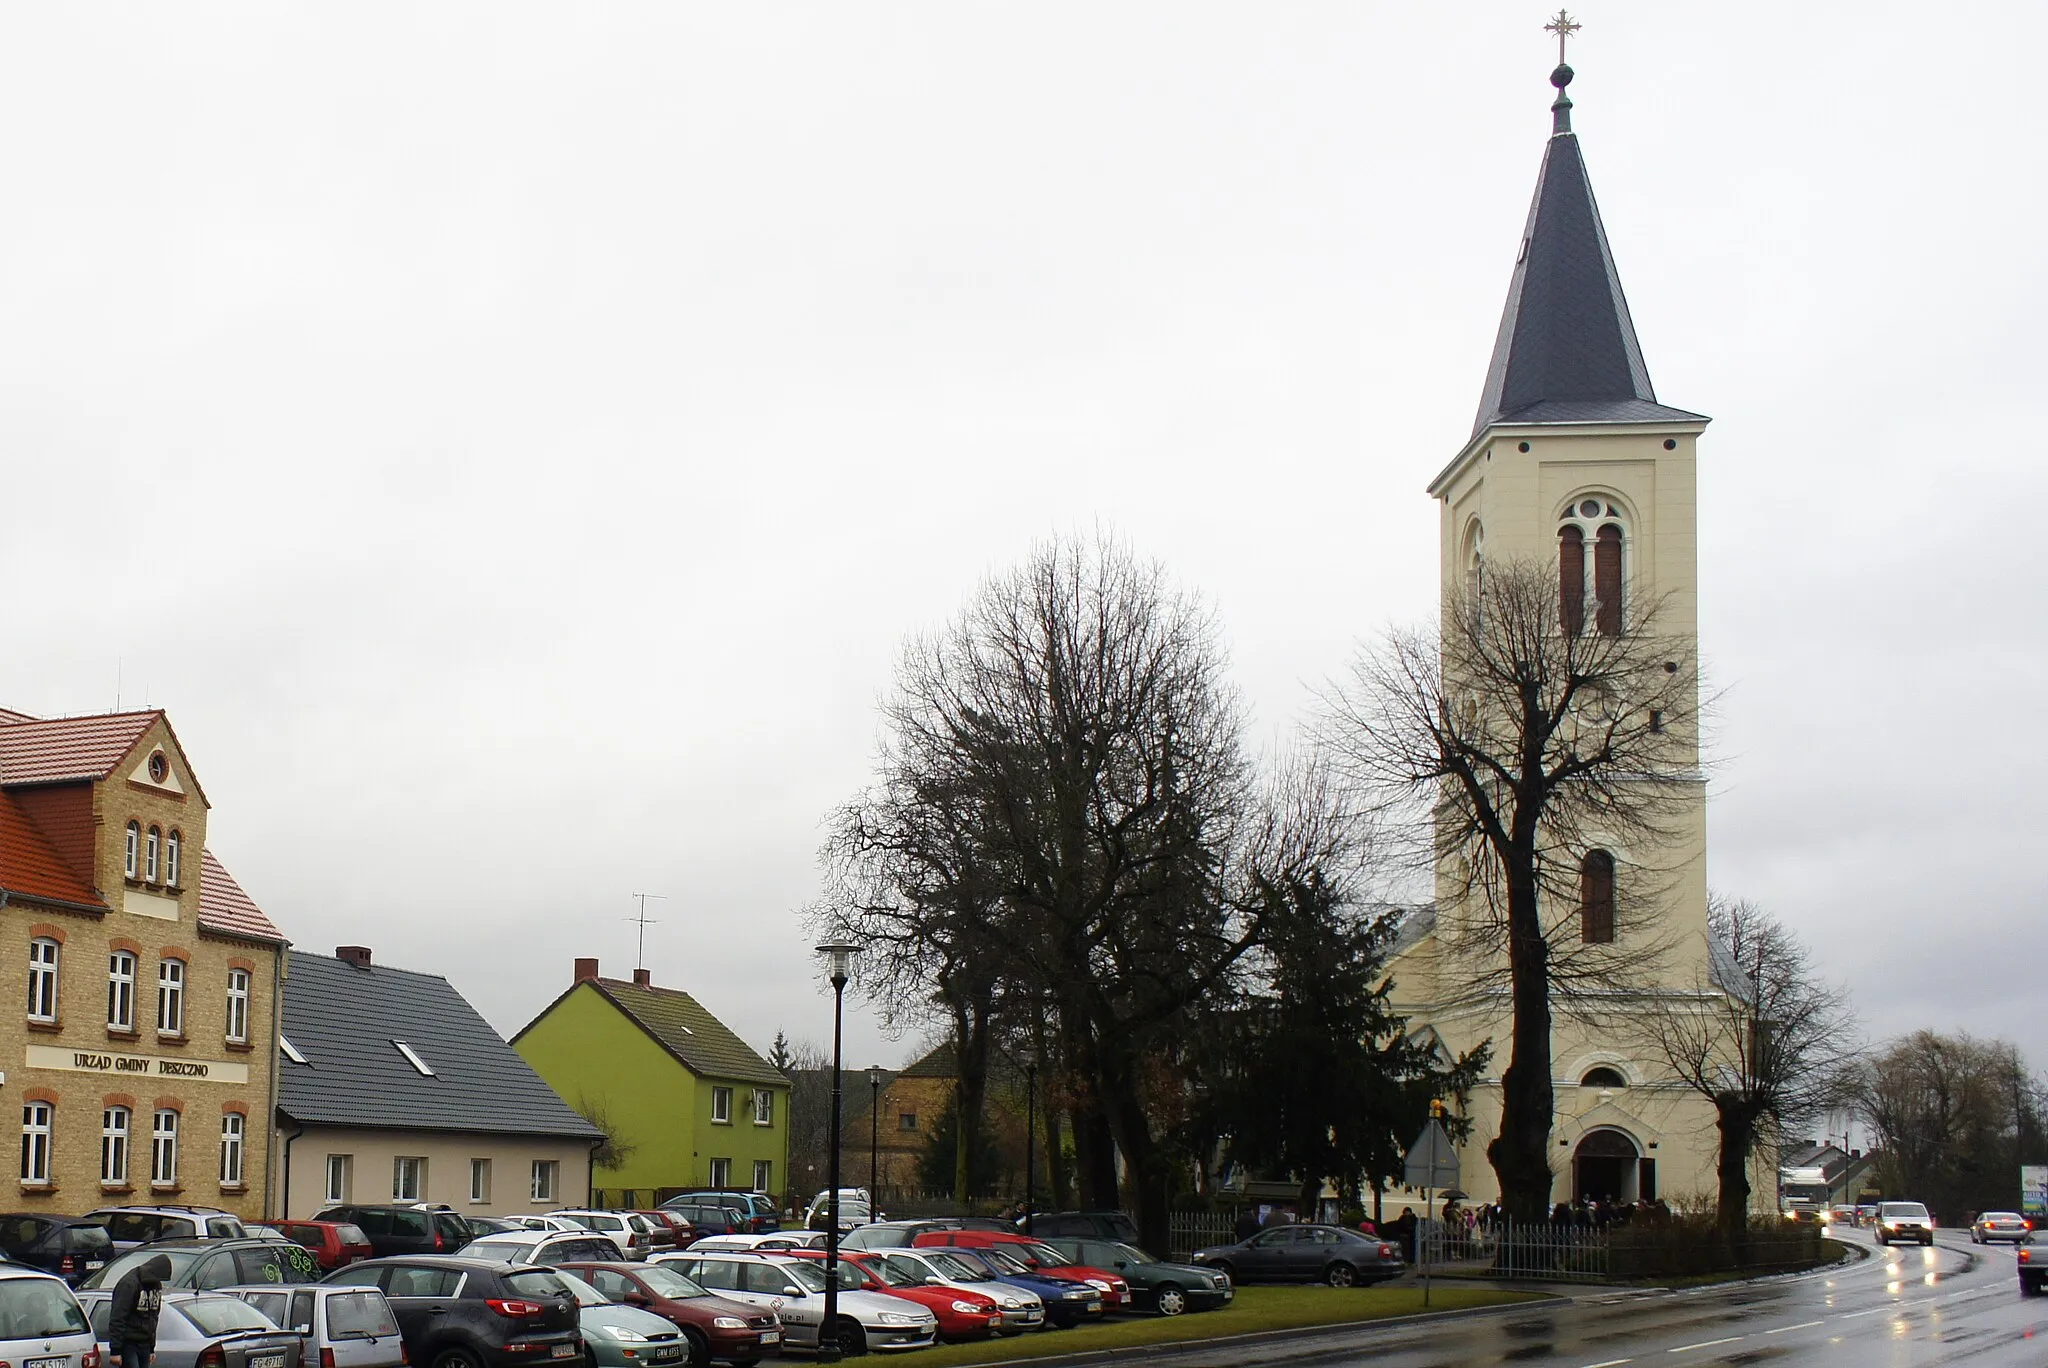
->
{"left": 148, "top": 752, "right": 168, "bottom": 783}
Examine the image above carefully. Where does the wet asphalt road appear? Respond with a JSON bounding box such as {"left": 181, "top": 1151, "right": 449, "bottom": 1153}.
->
{"left": 1142, "top": 1227, "right": 2048, "bottom": 1367}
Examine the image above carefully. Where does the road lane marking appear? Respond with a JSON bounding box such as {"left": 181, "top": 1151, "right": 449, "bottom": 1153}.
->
{"left": 1581, "top": 1360, "right": 1632, "bottom": 1367}
{"left": 1765, "top": 1321, "right": 1824, "bottom": 1333}
{"left": 1667, "top": 1338, "right": 1743, "bottom": 1353}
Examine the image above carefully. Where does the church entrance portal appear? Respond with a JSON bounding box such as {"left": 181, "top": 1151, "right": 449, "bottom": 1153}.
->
{"left": 1572, "top": 1128, "right": 1644, "bottom": 1205}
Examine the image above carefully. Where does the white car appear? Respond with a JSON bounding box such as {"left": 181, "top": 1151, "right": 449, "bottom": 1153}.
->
{"left": 497, "top": 1215, "right": 584, "bottom": 1233}
{"left": 866, "top": 1247, "right": 1047, "bottom": 1333}
{"left": 456, "top": 1229, "right": 626, "bottom": 1265}
{"left": 0, "top": 1268, "right": 97, "bottom": 1368}
{"left": 547, "top": 1211, "right": 662, "bottom": 1258}
{"left": 652, "top": 1251, "right": 936, "bottom": 1355}
{"left": 686, "top": 1231, "right": 829, "bottom": 1252}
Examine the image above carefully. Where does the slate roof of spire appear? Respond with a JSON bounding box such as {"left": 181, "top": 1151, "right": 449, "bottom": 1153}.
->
{"left": 1470, "top": 67, "right": 1707, "bottom": 436}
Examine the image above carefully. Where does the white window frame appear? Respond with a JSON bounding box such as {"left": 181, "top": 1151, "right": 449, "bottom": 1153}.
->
{"left": 530, "top": 1160, "right": 557, "bottom": 1203}
{"left": 108, "top": 951, "right": 136, "bottom": 1031}
{"left": 27, "top": 938, "right": 59, "bottom": 1024}
{"left": 752, "top": 1089, "right": 773, "bottom": 1126}
{"left": 470, "top": 1158, "right": 491, "bottom": 1204}
{"left": 325, "top": 1154, "right": 351, "bottom": 1205}
{"left": 151, "top": 1109, "right": 179, "bottom": 1187}
{"left": 220, "top": 1113, "right": 245, "bottom": 1186}
{"left": 102, "top": 1107, "right": 130, "bottom": 1185}
{"left": 21, "top": 1102, "right": 52, "bottom": 1185}
{"left": 124, "top": 822, "right": 139, "bottom": 879}
{"left": 392, "top": 1041, "right": 435, "bottom": 1076}
{"left": 164, "top": 830, "right": 181, "bottom": 888}
{"left": 711, "top": 1086, "right": 732, "bottom": 1124}
{"left": 225, "top": 969, "right": 251, "bottom": 1044}
{"left": 707, "top": 1157, "right": 731, "bottom": 1188}
{"left": 145, "top": 826, "right": 161, "bottom": 882}
{"left": 393, "top": 1155, "right": 424, "bottom": 1201}
{"left": 752, "top": 1159, "right": 772, "bottom": 1194}
{"left": 157, "top": 959, "right": 185, "bottom": 1036}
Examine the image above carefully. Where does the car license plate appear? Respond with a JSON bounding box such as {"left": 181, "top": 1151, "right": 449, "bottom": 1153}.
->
{"left": 250, "top": 1355, "right": 286, "bottom": 1368}
{"left": 1023, "top": 1310, "right": 1042, "bottom": 1321}
{"left": 85, "top": 1262, "right": 104, "bottom": 1270}
{"left": 758, "top": 1332, "right": 780, "bottom": 1345}
{"left": 28, "top": 1357, "right": 67, "bottom": 1368}
{"left": 650, "top": 1350, "right": 680, "bottom": 1361}
{"left": 1222, "top": 1287, "right": 1234, "bottom": 1301}
{"left": 1086, "top": 1301, "right": 1102, "bottom": 1312}
{"left": 550, "top": 1346, "right": 577, "bottom": 1359}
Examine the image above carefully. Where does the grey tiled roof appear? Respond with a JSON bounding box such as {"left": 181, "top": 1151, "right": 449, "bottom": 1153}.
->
{"left": 587, "top": 979, "right": 789, "bottom": 1089}
{"left": 1470, "top": 107, "right": 1706, "bottom": 437}
{"left": 279, "top": 952, "right": 603, "bottom": 1140}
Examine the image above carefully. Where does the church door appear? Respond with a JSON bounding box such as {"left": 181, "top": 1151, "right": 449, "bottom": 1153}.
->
{"left": 1572, "top": 1128, "right": 1640, "bottom": 1205}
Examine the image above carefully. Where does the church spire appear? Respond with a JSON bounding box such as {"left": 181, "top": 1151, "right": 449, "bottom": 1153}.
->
{"left": 1468, "top": 38, "right": 1704, "bottom": 437}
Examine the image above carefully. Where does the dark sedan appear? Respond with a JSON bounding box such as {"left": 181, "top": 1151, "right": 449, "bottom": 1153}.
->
{"left": 1040, "top": 1236, "right": 1232, "bottom": 1315}
{"left": 1188, "top": 1223, "right": 1405, "bottom": 1287}
{"left": 0, "top": 1214, "right": 115, "bottom": 1285}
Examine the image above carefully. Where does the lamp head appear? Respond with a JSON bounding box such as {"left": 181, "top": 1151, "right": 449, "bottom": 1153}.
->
{"left": 814, "top": 939, "right": 861, "bottom": 985}
{"left": 867, "top": 1065, "right": 884, "bottom": 1088}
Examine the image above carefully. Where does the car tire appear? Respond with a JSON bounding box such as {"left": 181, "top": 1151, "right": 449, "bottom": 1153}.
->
{"left": 678, "top": 1329, "right": 709, "bottom": 1368}
{"left": 1154, "top": 1285, "right": 1188, "bottom": 1317}
{"left": 1325, "top": 1262, "right": 1358, "bottom": 1288}
{"left": 831, "top": 1316, "right": 867, "bottom": 1357}
{"left": 432, "top": 1348, "right": 485, "bottom": 1368}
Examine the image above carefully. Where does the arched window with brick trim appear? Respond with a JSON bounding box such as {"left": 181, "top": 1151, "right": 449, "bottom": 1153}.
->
{"left": 1580, "top": 849, "right": 1617, "bottom": 943}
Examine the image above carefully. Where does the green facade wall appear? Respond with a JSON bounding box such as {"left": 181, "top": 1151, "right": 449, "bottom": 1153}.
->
{"left": 513, "top": 984, "right": 789, "bottom": 1197}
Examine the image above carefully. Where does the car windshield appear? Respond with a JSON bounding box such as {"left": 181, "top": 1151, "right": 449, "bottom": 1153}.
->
{"left": 928, "top": 1252, "right": 991, "bottom": 1281}
{"left": 85, "top": 1248, "right": 202, "bottom": 1290}
{"left": 1881, "top": 1204, "right": 1929, "bottom": 1218}
{"left": 0, "top": 1278, "right": 91, "bottom": 1337}
{"left": 866, "top": 1261, "right": 920, "bottom": 1289}
{"left": 1984, "top": 1213, "right": 2023, "bottom": 1222}
{"left": 813, "top": 1259, "right": 871, "bottom": 1288}
{"left": 634, "top": 1267, "right": 707, "bottom": 1300}
{"left": 1018, "top": 1243, "right": 1071, "bottom": 1266}
{"left": 549, "top": 1273, "right": 609, "bottom": 1308}
{"left": 326, "top": 1292, "right": 399, "bottom": 1339}
{"left": 976, "top": 1247, "right": 1031, "bottom": 1275}
{"left": 179, "top": 1297, "right": 277, "bottom": 1336}
{"left": 1107, "top": 1243, "right": 1157, "bottom": 1265}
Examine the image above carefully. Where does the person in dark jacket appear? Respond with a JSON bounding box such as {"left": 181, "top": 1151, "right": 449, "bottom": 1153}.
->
{"left": 109, "top": 1255, "right": 171, "bottom": 1368}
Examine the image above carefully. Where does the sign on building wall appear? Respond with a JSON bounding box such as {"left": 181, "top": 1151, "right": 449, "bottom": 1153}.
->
{"left": 2022, "top": 1166, "right": 2048, "bottom": 1220}
{"left": 24, "top": 1044, "right": 250, "bottom": 1085}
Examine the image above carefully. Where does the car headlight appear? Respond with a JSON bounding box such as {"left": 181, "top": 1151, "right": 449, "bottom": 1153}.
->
{"left": 1191, "top": 1251, "right": 1210, "bottom": 1261}
{"left": 710, "top": 1318, "right": 746, "bottom": 1330}
{"left": 599, "top": 1326, "right": 649, "bottom": 1343}
{"left": 1063, "top": 1289, "right": 1092, "bottom": 1300}
{"left": 950, "top": 1301, "right": 984, "bottom": 1314}
{"left": 1083, "top": 1279, "right": 1111, "bottom": 1292}
{"left": 1000, "top": 1296, "right": 1021, "bottom": 1308}
{"left": 876, "top": 1312, "right": 919, "bottom": 1326}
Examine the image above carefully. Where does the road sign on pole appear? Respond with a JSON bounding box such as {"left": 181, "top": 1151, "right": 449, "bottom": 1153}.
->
{"left": 1404, "top": 1119, "right": 1460, "bottom": 1190}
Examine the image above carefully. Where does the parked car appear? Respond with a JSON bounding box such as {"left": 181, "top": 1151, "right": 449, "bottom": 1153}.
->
{"left": 931, "top": 1247, "right": 1105, "bottom": 1327}
{"left": 1188, "top": 1223, "right": 1405, "bottom": 1287}
{"left": 225, "top": 1283, "right": 406, "bottom": 1368}
{"left": 83, "top": 1240, "right": 323, "bottom": 1291}
{"left": 79, "top": 1288, "right": 303, "bottom": 1368}
{"left": 780, "top": 1251, "right": 1002, "bottom": 1342}
{"left": 1021, "top": 1211, "right": 1144, "bottom": 1248}
{"left": 660, "top": 1195, "right": 777, "bottom": 1235}
{"left": 0, "top": 1265, "right": 98, "bottom": 1368}
{"left": 547, "top": 1271, "right": 691, "bottom": 1368}
{"left": 322, "top": 1256, "right": 582, "bottom": 1368}
{"left": 840, "top": 1220, "right": 970, "bottom": 1253}
{"left": 657, "top": 1207, "right": 747, "bottom": 1241}
{"left": 457, "top": 1230, "right": 626, "bottom": 1267}
{"left": 684, "top": 1232, "right": 827, "bottom": 1253}
{"left": 271, "top": 1221, "right": 375, "bottom": 1272}
{"left": 546, "top": 1213, "right": 655, "bottom": 1260}
{"left": 86, "top": 1206, "right": 249, "bottom": 1253}
{"left": 1972, "top": 1212, "right": 2033, "bottom": 1244}
{"left": 2021, "top": 1245, "right": 2046, "bottom": 1295}
{"left": 0, "top": 1214, "right": 116, "bottom": 1285}
{"left": 802, "top": 1198, "right": 872, "bottom": 1233}
{"left": 636, "top": 1213, "right": 696, "bottom": 1249}
{"left": 624, "top": 1216, "right": 678, "bottom": 1253}
{"left": 853, "top": 1248, "right": 1044, "bottom": 1334}
{"left": 244, "top": 1226, "right": 303, "bottom": 1245}
{"left": 559, "top": 1260, "right": 782, "bottom": 1367}
{"left": 313, "top": 1207, "right": 474, "bottom": 1260}
{"left": 1040, "top": 1236, "right": 1233, "bottom": 1316}
{"left": 651, "top": 1251, "right": 936, "bottom": 1356}
{"left": 1874, "top": 1202, "right": 1936, "bottom": 1247}
{"left": 496, "top": 1217, "right": 585, "bottom": 1235}
{"left": 911, "top": 1231, "right": 1129, "bottom": 1308}
{"left": 463, "top": 1219, "right": 529, "bottom": 1238}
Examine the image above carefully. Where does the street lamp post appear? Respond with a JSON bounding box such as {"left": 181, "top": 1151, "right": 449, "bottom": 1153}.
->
{"left": 866, "top": 1066, "right": 883, "bottom": 1201}
{"left": 1024, "top": 1062, "right": 1037, "bottom": 1235}
{"left": 815, "top": 939, "right": 861, "bottom": 1363}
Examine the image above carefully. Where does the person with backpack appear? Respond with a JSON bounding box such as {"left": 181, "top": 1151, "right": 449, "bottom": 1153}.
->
{"left": 109, "top": 1254, "right": 171, "bottom": 1368}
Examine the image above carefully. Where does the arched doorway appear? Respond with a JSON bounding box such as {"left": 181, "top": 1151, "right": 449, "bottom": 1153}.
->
{"left": 1573, "top": 1128, "right": 1641, "bottom": 1205}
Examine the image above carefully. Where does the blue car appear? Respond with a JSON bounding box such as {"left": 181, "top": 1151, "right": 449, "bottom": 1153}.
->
{"left": 939, "top": 1248, "right": 1105, "bottom": 1328}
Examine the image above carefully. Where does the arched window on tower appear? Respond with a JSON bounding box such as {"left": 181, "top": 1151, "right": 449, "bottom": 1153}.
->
{"left": 1559, "top": 496, "right": 1629, "bottom": 636}
{"left": 1580, "top": 849, "right": 1616, "bottom": 943}
{"left": 1580, "top": 1066, "right": 1627, "bottom": 1088}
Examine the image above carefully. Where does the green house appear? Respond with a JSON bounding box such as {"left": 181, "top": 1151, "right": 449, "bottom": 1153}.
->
{"left": 513, "top": 960, "right": 789, "bottom": 1203}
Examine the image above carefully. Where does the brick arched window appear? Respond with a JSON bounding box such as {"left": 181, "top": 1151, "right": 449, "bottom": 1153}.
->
{"left": 1580, "top": 849, "right": 1616, "bottom": 944}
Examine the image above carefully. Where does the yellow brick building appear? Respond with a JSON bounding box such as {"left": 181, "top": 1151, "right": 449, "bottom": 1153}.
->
{"left": 0, "top": 707, "right": 286, "bottom": 1218}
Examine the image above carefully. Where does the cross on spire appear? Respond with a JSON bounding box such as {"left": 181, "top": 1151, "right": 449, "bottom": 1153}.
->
{"left": 1544, "top": 9, "right": 1581, "bottom": 65}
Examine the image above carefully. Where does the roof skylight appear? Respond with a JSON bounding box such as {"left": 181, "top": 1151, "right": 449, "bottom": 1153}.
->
{"left": 280, "top": 1034, "right": 308, "bottom": 1065}
{"left": 393, "top": 1040, "right": 436, "bottom": 1077}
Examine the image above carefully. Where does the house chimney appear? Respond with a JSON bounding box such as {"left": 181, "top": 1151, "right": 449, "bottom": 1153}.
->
{"left": 633, "top": 968, "right": 652, "bottom": 987}
{"left": 574, "top": 957, "right": 599, "bottom": 984}
{"left": 336, "top": 946, "right": 372, "bottom": 969}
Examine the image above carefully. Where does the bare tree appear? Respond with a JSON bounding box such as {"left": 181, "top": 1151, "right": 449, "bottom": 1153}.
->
{"left": 813, "top": 532, "right": 1350, "bottom": 1252}
{"left": 1318, "top": 559, "right": 1701, "bottom": 1219}
{"left": 1850, "top": 1031, "right": 2048, "bottom": 1221}
{"left": 774, "top": 1036, "right": 834, "bottom": 1207}
{"left": 571, "top": 1095, "right": 639, "bottom": 1174}
{"left": 1640, "top": 898, "right": 1856, "bottom": 1244}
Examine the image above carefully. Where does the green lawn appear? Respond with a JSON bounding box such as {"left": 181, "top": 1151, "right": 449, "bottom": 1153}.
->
{"left": 891, "top": 1284, "right": 1547, "bottom": 1367}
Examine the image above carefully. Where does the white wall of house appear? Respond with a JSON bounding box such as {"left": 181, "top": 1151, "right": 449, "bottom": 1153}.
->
{"left": 281, "top": 1123, "right": 594, "bottom": 1219}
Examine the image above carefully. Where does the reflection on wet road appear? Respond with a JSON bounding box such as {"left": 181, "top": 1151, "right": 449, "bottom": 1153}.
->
{"left": 1144, "top": 1228, "right": 2048, "bottom": 1366}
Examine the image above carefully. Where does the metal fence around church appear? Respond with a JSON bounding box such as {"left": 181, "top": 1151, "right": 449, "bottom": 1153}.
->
{"left": 1416, "top": 1217, "right": 1824, "bottom": 1283}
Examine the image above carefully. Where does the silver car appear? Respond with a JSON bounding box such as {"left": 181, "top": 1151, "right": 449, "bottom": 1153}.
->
{"left": 0, "top": 1268, "right": 97, "bottom": 1368}
{"left": 651, "top": 1251, "right": 936, "bottom": 1355}
{"left": 223, "top": 1284, "right": 404, "bottom": 1368}
{"left": 79, "top": 1290, "right": 303, "bottom": 1368}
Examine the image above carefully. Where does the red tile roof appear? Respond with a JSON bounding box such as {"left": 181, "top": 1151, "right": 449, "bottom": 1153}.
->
{"left": 197, "top": 849, "right": 285, "bottom": 944}
{"left": 0, "top": 789, "right": 106, "bottom": 910}
{"left": 0, "top": 711, "right": 160, "bottom": 786}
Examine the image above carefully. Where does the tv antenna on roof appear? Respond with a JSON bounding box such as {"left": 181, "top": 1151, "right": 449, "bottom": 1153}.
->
{"left": 628, "top": 893, "right": 667, "bottom": 972}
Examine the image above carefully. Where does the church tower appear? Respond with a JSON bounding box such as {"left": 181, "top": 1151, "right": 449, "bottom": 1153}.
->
{"left": 1391, "top": 49, "right": 1733, "bottom": 1212}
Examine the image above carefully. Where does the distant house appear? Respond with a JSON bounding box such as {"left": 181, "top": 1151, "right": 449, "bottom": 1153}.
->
{"left": 1779, "top": 1140, "right": 1879, "bottom": 1212}
{"left": 514, "top": 959, "right": 789, "bottom": 1204}
{"left": 277, "top": 947, "right": 603, "bottom": 1217}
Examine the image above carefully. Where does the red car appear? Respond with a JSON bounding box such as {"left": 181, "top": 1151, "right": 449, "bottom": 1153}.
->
{"left": 270, "top": 1219, "right": 373, "bottom": 1270}
{"left": 784, "top": 1249, "right": 1003, "bottom": 1342}
{"left": 914, "top": 1229, "right": 1131, "bottom": 1308}
{"left": 559, "top": 1260, "right": 784, "bottom": 1365}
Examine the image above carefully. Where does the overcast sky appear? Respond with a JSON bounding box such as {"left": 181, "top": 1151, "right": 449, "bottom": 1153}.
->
{"left": 3, "top": 2, "right": 2041, "bottom": 1085}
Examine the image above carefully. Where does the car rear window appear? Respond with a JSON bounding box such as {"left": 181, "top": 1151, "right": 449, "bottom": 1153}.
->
{"left": 179, "top": 1297, "right": 277, "bottom": 1336}
{"left": 0, "top": 1278, "right": 90, "bottom": 1337}
{"left": 0, "top": 1217, "right": 47, "bottom": 1249}
{"left": 63, "top": 1226, "right": 113, "bottom": 1254}
{"left": 206, "top": 1219, "right": 248, "bottom": 1239}
{"left": 503, "top": 1270, "right": 571, "bottom": 1300}
{"left": 389, "top": 1211, "right": 431, "bottom": 1237}
{"left": 326, "top": 1291, "right": 399, "bottom": 1338}
{"left": 88, "top": 1248, "right": 201, "bottom": 1290}
{"left": 336, "top": 1225, "right": 370, "bottom": 1245}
